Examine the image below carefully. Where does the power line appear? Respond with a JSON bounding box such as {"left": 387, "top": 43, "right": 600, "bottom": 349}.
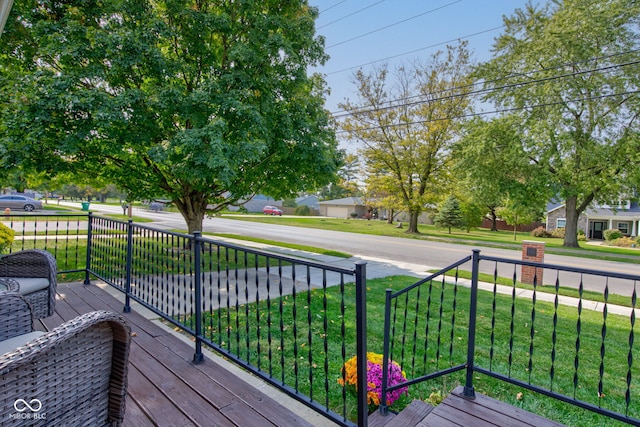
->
{"left": 329, "top": 50, "right": 640, "bottom": 116}
{"left": 326, "top": 0, "right": 462, "bottom": 49}
{"left": 325, "top": 25, "right": 504, "bottom": 77}
{"left": 318, "top": 0, "right": 386, "bottom": 29}
{"left": 319, "top": 1, "right": 347, "bottom": 14}
{"left": 335, "top": 89, "right": 640, "bottom": 135}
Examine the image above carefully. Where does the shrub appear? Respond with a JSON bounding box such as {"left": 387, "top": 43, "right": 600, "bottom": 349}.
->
{"left": 0, "top": 222, "right": 14, "bottom": 254}
{"left": 577, "top": 229, "right": 587, "bottom": 241}
{"left": 530, "top": 226, "right": 550, "bottom": 238}
{"left": 610, "top": 236, "right": 636, "bottom": 247}
{"left": 350, "top": 212, "right": 358, "bottom": 219}
{"left": 551, "top": 227, "right": 565, "bottom": 239}
{"left": 637, "top": 236, "right": 640, "bottom": 246}
{"left": 294, "top": 205, "right": 311, "bottom": 216}
{"left": 603, "top": 229, "right": 623, "bottom": 242}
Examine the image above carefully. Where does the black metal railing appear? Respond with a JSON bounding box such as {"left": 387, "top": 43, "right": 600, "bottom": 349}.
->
{"left": 380, "top": 249, "right": 640, "bottom": 426}
{"left": 7, "top": 211, "right": 638, "bottom": 426}
{"left": 84, "top": 215, "right": 370, "bottom": 427}
{"left": 2, "top": 212, "right": 88, "bottom": 277}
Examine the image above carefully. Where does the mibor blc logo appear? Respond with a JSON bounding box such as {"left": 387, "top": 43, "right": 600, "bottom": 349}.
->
{"left": 10, "top": 399, "right": 46, "bottom": 420}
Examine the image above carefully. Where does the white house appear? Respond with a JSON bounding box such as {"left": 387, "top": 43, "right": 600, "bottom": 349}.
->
{"left": 546, "top": 200, "right": 640, "bottom": 239}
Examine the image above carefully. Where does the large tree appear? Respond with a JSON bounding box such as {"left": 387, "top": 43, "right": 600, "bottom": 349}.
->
{"left": 0, "top": 0, "right": 340, "bottom": 233}
{"left": 339, "top": 43, "right": 473, "bottom": 233}
{"left": 475, "top": 0, "right": 640, "bottom": 247}
{"left": 453, "top": 116, "right": 549, "bottom": 232}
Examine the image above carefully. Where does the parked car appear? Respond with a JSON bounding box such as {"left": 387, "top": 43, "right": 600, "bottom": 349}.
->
{"left": 0, "top": 195, "right": 43, "bottom": 212}
{"left": 262, "top": 205, "right": 283, "bottom": 216}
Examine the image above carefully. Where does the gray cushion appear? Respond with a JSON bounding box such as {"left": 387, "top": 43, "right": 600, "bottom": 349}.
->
{"left": 0, "top": 331, "right": 45, "bottom": 355}
{"left": 3, "top": 277, "right": 50, "bottom": 294}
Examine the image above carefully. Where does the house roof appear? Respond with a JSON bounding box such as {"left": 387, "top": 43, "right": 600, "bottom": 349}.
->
{"left": 547, "top": 201, "right": 640, "bottom": 218}
{"left": 585, "top": 204, "right": 640, "bottom": 217}
{"left": 318, "top": 197, "right": 364, "bottom": 206}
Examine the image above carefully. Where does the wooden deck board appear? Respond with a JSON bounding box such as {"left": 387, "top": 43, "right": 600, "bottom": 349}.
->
{"left": 42, "top": 282, "right": 316, "bottom": 427}
{"left": 418, "top": 386, "right": 565, "bottom": 427}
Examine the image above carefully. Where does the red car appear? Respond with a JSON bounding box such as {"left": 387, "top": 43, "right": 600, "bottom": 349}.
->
{"left": 262, "top": 205, "right": 283, "bottom": 216}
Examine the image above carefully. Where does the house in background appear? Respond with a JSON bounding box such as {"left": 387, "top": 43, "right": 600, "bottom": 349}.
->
{"left": 295, "top": 195, "right": 320, "bottom": 211}
{"left": 319, "top": 197, "right": 367, "bottom": 218}
{"left": 546, "top": 199, "right": 640, "bottom": 239}
{"left": 227, "top": 195, "right": 281, "bottom": 213}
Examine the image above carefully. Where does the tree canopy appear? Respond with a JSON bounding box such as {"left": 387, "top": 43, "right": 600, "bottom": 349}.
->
{"left": 0, "top": 0, "right": 340, "bottom": 233}
{"left": 339, "top": 43, "right": 473, "bottom": 233}
{"left": 474, "top": 0, "right": 640, "bottom": 247}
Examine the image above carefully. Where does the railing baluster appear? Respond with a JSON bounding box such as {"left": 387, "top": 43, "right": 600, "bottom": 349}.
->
{"left": 625, "top": 280, "right": 636, "bottom": 416}
{"left": 550, "top": 271, "right": 560, "bottom": 391}
{"left": 573, "top": 274, "right": 584, "bottom": 399}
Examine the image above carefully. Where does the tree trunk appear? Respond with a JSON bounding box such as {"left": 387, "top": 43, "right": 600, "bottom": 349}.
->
{"left": 488, "top": 207, "right": 498, "bottom": 231}
{"left": 184, "top": 211, "right": 205, "bottom": 235}
{"left": 175, "top": 200, "right": 207, "bottom": 235}
{"left": 563, "top": 195, "right": 580, "bottom": 248}
{"left": 405, "top": 210, "right": 420, "bottom": 234}
{"left": 387, "top": 208, "right": 394, "bottom": 224}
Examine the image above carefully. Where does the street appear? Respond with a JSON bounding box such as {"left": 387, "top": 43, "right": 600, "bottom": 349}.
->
{"left": 60, "top": 202, "right": 640, "bottom": 295}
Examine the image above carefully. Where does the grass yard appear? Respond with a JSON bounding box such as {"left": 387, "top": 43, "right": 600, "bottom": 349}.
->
{"left": 225, "top": 215, "right": 640, "bottom": 262}
{"left": 189, "top": 275, "right": 639, "bottom": 426}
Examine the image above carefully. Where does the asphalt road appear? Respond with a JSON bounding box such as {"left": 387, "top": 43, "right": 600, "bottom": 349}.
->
{"left": 64, "top": 202, "right": 640, "bottom": 295}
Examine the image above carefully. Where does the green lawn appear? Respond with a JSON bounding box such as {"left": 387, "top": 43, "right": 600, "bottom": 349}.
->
{"left": 224, "top": 215, "right": 640, "bottom": 262}
{"left": 187, "top": 275, "right": 638, "bottom": 426}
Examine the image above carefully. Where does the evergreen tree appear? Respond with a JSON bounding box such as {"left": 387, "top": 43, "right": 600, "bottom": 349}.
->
{"left": 434, "top": 196, "right": 464, "bottom": 234}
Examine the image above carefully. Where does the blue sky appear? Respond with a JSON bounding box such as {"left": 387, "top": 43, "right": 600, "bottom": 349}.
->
{"left": 308, "top": 0, "right": 539, "bottom": 114}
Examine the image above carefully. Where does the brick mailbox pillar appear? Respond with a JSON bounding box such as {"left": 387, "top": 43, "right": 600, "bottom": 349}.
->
{"left": 521, "top": 240, "right": 545, "bottom": 285}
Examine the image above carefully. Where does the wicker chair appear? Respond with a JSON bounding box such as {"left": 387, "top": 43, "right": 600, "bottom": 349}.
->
{"left": 0, "top": 249, "right": 57, "bottom": 318}
{"left": 0, "top": 292, "right": 131, "bottom": 426}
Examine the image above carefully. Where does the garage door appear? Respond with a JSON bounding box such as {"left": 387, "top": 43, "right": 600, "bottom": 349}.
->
{"left": 326, "top": 206, "right": 350, "bottom": 218}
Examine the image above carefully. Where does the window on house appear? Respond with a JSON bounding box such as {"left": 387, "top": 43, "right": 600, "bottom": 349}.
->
{"left": 556, "top": 218, "right": 566, "bottom": 228}
{"left": 618, "top": 223, "right": 629, "bottom": 235}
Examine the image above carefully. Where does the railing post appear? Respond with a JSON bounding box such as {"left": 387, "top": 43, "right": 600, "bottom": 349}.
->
{"left": 123, "top": 219, "right": 133, "bottom": 313}
{"left": 379, "top": 288, "right": 393, "bottom": 415}
{"left": 193, "top": 231, "right": 204, "bottom": 364}
{"left": 464, "top": 249, "right": 481, "bottom": 399}
{"left": 83, "top": 212, "right": 93, "bottom": 285}
{"left": 355, "top": 261, "right": 368, "bottom": 427}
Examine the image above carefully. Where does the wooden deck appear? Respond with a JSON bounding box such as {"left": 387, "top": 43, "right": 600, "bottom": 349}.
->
{"left": 38, "top": 282, "right": 567, "bottom": 427}
{"left": 369, "top": 386, "right": 565, "bottom": 427}
{"left": 38, "top": 282, "right": 332, "bottom": 427}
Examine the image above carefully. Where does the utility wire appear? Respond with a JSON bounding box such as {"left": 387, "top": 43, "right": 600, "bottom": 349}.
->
{"left": 318, "top": 0, "right": 386, "bottom": 29}
{"left": 335, "top": 89, "right": 640, "bottom": 135}
{"left": 320, "top": 1, "right": 347, "bottom": 14}
{"left": 329, "top": 49, "right": 640, "bottom": 116}
{"left": 326, "top": 0, "right": 462, "bottom": 49}
{"left": 331, "top": 59, "right": 640, "bottom": 119}
{"left": 326, "top": 25, "right": 503, "bottom": 76}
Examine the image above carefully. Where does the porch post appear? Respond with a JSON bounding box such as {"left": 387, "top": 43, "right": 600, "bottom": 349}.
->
{"left": 463, "top": 249, "right": 481, "bottom": 399}
{"left": 123, "top": 219, "right": 133, "bottom": 313}
{"left": 355, "top": 261, "right": 368, "bottom": 427}
{"left": 193, "top": 231, "right": 204, "bottom": 363}
{"left": 84, "top": 212, "right": 93, "bottom": 285}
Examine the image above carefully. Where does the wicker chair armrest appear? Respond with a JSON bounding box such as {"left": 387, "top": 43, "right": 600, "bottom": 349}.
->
{"left": 0, "top": 250, "right": 57, "bottom": 317}
{"left": 0, "top": 291, "right": 34, "bottom": 341}
{"left": 0, "top": 311, "right": 131, "bottom": 426}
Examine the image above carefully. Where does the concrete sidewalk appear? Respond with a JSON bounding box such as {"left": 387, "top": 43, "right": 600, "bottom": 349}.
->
{"left": 211, "top": 236, "right": 639, "bottom": 319}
